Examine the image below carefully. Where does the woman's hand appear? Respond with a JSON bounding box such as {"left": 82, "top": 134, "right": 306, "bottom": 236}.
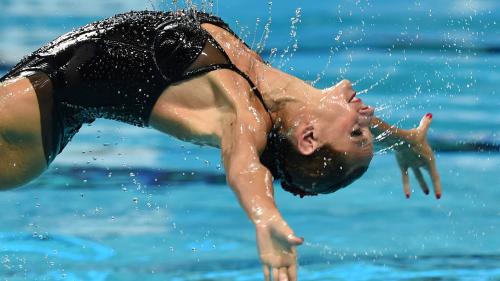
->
{"left": 393, "top": 113, "right": 442, "bottom": 199}
{"left": 255, "top": 216, "right": 303, "bottom": 281}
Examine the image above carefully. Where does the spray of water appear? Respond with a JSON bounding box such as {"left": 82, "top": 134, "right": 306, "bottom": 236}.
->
{"left": 256, "top": 1, "right": 273, "bottom": 55}
{"left": 277, "top": 8, "right": 302, "bottom": 69}
{"left": 146, "top": 0, "right": 157, "bottom": 10}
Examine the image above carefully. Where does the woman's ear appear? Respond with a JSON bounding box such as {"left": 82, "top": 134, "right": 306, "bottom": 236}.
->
{"left": 296, "top": 124, "right": 319, "bottom": 156}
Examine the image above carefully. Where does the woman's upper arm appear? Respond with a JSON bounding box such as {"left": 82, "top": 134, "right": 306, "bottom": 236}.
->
{"left": 220, "top": 117, "right": 278, "bottom": 222}
{"left": 222, "top": 121, "right": 263, "bottom": 183}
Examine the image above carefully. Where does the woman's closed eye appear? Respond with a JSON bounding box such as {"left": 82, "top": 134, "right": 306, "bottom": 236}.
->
{"left": 350, "top": 128, "right": 363, "bottom": 137}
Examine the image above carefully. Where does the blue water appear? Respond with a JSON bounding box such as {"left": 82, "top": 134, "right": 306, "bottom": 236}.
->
{"left": 1, "top": 0, "right": 499, "bottom": 280}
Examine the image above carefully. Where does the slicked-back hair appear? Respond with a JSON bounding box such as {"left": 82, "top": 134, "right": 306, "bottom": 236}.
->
{"left": 260, "top": 127, "right": 369, "bottom": 197}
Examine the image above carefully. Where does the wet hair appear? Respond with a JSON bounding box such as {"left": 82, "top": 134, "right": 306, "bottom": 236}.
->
{"left": 260, "top": 126, "right": 369, "bottom": 198}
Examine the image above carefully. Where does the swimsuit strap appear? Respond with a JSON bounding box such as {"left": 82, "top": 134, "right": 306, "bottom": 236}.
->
{"left": 182, "top": 62, "right": 266, "bottom": 109}
{"left": 178, "top": 31, "right": 269, "bottom": 112}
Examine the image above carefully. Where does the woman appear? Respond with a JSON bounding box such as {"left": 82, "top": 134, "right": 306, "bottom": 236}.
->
{"left": 0, "top": 10, "right": 441, "bottom": 281}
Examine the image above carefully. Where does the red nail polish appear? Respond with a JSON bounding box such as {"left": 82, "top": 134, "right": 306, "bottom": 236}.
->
{"left": 406, "top": 193, "right": 410, "bottom": 199}
{"left": 436, "top": 193, "right": 441, "bottom": 199}
{"left": 426, "top": 113, "right": 433, "bottom": 119}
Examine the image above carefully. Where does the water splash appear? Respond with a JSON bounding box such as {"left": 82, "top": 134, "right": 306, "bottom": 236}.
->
{"left": 277, "top": 7, "right": 302, "bottom": 69}
{"left": 256, "top": 1, "right": 273, "bottom": 55}
{"left": 356, "top": 66, "right": 396, "bottom": 96}
{"left": 146, "top": 0, "right": 157, "bottom": 10}
{"left": 311, "top": 47, "right": 336, "bottom": 87}
{"left": 250, "top": 18, "right": 261, "bottom": 50}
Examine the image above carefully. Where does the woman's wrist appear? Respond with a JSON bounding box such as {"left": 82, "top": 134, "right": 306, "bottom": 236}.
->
{"left": 249, "top": 203, "right": 282, "bottom": 226}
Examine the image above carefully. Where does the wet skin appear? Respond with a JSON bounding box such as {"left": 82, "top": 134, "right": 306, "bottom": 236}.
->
{"left": 314, "top": 79, "right": 375, "bottom": 179}
{"left": 0, "top": 23, "right": 441, "bottom": 281}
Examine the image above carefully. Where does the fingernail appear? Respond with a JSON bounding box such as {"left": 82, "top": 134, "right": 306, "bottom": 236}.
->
{"left": 424, "top": 190, "right": 429, "bottom": 195}
{"left": 405, "top": 193, "right": 410, "bottom": 199}
{"left": 436, "top": 193, "right": 441, "bottom": 199}
{"left": 425, "top": 113, "right": 433, "bottom": 119}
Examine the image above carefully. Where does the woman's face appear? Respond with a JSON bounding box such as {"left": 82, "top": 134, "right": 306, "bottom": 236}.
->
{"left": 316, "top": 79, "right": 374, "bottom": 170}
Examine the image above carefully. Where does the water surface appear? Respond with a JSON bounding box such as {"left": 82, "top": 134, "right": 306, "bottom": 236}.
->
{"left": 1, "top": 0, "right": 499, "bottom": 280}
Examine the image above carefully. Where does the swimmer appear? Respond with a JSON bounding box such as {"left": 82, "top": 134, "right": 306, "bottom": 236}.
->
{"left": 0, "top": 10, "right": 441, "bottom": 281}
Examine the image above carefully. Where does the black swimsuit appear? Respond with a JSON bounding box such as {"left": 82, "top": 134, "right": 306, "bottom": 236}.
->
{"left": 0, "top": 10, "right": 267, "bottom": 164}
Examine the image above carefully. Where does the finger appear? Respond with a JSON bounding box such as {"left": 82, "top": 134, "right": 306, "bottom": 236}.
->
{"left": 419, "top": 113, "right": 433, "bottom": 133}
{"left": 279, "top": 267, "right": 289, "bottom": 281}
{"left": 263, "top": 265, "right": 270, "bottom": 281}
{"left": 427, "top": 160, "right": 442, "bottom": 199}
{"left": 288, "top": 264, "right": 298, "bottom": 281}
{"left": 412, "top": 167, "right": 430, "bottom": 195}
{"left": 401, "top": 167, "right": 410, "bottom": 198}
{"left": 273, "top": 267, "right": 279, "bottom": 281}
{"left": 287, "top": 234, "right": 304, "bottom": 246}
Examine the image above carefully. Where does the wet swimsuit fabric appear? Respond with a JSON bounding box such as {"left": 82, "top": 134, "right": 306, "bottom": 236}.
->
{"left": 0, "top": 10, "right": 266, "bottom": 164}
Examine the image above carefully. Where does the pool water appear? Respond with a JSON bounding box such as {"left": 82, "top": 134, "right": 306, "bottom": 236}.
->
{"left": 1, "top": 0, "right": 499, "bottom": 280}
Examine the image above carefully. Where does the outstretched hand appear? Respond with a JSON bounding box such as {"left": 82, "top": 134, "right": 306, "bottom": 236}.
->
{"left": 394, "top": 113, "right": 442, "bottom": 199}
{"left": 255, "top": 216, "right": 303, "bottom": 281}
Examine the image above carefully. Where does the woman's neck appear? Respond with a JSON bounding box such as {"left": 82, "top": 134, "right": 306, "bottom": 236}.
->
{"left": 250, "top": 61, "right": 322, "bottom": 132}
{"left": 252, "top": 62, "right": 320, "bottom": 111}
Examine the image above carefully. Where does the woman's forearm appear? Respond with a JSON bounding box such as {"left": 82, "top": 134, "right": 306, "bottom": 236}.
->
{"left": 227, "top": 166, "right": 282, "bottom": 225}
